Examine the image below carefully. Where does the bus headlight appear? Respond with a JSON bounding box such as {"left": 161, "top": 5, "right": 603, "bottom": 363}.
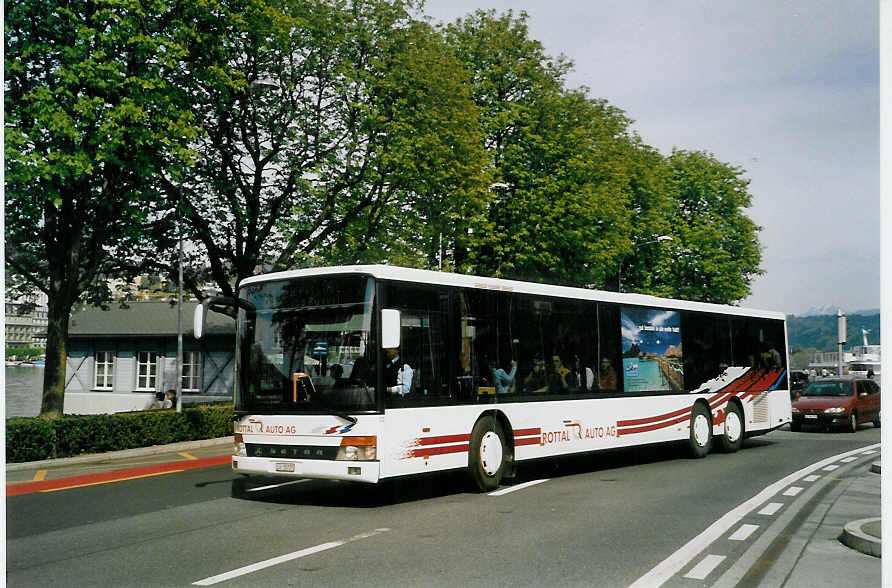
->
{"left": 336, "top": 436, "right": 377, "bottom": 461}
{"left": 234, "top": 433, "right": 247, "bottom": 457}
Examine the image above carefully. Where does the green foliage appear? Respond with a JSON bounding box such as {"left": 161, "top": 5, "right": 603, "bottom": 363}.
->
{"left": 5, "top": 347, "right": 44, "bottom": 361}
{"left": 6, "top": 404, "right": 233, "bottom": 463}
{"left": 659, "top": 150, "right": 763, "bottom": 304}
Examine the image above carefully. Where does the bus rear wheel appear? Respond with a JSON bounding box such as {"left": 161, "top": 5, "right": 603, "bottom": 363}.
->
{"left": 717, "top": 403, "right": 744, "bottom": 453}
{"left": 688, "top": 403, "right": 712, "bottom": 458}
{"left": 469, "top": 416, "right": 508, "bottom": 492}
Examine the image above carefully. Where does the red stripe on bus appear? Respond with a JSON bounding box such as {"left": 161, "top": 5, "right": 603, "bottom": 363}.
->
{"left": 617, "top": 405, "right": 692, "bottom": 428}
{"left": 616, "top": 413, "right": 690, "bottom": 437}
{"left": 415, "top": 434, "right": 471, "bottom": 446}
{"left": 409, "top": 444, "right": 469, "bottom": 458}
{"left": 513, "top": 428, "right": 541, "bottom": 437}
{"left": 515, "top": 436, "right": 542, "bottom": 447}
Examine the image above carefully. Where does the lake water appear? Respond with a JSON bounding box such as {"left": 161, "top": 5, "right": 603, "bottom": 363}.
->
{"left": 5, "top": 365, "right": 44, "bottom": 418}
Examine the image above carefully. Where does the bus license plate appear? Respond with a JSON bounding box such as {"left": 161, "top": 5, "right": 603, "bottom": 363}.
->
{"left": 275, "top": 462, "right": 295, "bottom": 472}
{"left": 805, "top": 415, "right": 818, "bottom": 420}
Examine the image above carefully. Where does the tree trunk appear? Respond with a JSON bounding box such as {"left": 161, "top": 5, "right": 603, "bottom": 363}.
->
{"left": 39, "top": 298, "right": 71, "bottom": 419}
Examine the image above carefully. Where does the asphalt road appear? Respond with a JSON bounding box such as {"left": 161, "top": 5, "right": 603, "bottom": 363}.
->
{"left": 6, "top": 424, "right": 881, "bottom": 587}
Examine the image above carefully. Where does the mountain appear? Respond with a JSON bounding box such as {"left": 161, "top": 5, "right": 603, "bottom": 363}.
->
{"left": 786, "top": 313, "right": 880, "bottom": 352}
{"left": 796, "top": 306, "right": 880, "bottom": 318}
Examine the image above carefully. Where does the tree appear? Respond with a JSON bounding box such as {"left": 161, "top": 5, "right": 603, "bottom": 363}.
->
{"left": 444, "top": 10, "right": 662, "bottom": 287}
{"left": 660, "top": 150, "right": 763, "bottom": 304}
{"left": 5, "top": 0, "right": 195, "bottom": 417}
{"left": 159, "top": 0, "right": 490, "bottom": 297}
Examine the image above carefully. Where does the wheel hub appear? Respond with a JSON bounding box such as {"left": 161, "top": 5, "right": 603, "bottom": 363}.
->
{"left": 693, "top": 414, "right": 710, "bottom": 447}
{"left": 479, "top": 431, "right": 503, "bottom": 476}
{"left": 725, "top": 411, "right": 741, "bottom": 443}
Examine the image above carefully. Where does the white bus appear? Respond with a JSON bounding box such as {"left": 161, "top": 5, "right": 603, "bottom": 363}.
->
{"left": 195, "top": 265, "right": 791, "bottom": 492}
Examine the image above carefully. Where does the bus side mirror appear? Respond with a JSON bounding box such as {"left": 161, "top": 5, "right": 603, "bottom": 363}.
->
{"left": 194, "top": 304, "right": 207, "bottom": 340}
{"left": 194, "top": 296, "right": 248, "bottom": 339}
{"left": 381, "top": 309, "right": 401, "bottom": 349}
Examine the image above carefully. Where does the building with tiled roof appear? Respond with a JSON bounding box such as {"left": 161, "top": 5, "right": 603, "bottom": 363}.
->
{"left": 64, "top": 301, "right": 235, "bottom": 414}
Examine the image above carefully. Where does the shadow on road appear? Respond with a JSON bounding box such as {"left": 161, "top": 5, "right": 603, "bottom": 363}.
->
{"left": 226, "top": 437, "right": 782, "bottom": 507}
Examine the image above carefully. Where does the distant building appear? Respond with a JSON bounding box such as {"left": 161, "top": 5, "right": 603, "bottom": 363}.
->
{"left": 5, "top": 292, "right": 48, "bottom": 351}
{"left": 808, "top": 329, "right": 881, "bottom": 381}
{"left": 64, "top": 301, "right": 235, "bottom": 414}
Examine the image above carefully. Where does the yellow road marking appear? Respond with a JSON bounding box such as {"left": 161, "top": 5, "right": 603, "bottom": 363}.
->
{"left": 179, "top": 452, "right": 198, "bottom": 461}
{"left": 40, "top": 470, "right": 183, "bottom": 493}
{"left": 32, "top": 470, "right": 47, "bottom": 482}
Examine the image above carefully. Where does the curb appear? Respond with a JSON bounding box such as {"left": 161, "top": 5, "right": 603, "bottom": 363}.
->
{"left": 839, "top": 517, "right": 882, "bottom": 558}
{"left": 5, "top": 436, "right": 233, "bottom": 473}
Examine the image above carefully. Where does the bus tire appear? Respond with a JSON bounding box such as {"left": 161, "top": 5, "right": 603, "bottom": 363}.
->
{"left": 717, "top": 402, "right": 744, "bottom": 453}
{"left": 469, "top": 416, "right": 507, "bottom": 492}
{"left": 231, "top": 475, "right": 251, "bottom": 499}
{"left": 688, "top": 403, "right": 712, "bottom": 458}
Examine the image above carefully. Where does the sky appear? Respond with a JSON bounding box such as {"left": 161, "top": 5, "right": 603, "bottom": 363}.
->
{"left": 422, "top": 0, "right": 880, "bottom": 317}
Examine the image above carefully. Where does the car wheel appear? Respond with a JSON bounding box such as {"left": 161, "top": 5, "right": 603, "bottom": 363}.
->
{"left": 847, "top": 412, "right": 858, "bottom": 433}
{"left": 718, "top": 402, "right": 744, "bottom": 452}
{"left": 469, "top": 415, "right": 508, "bottom": 492}
{"left": 688, "top": 403, "right": 712, "bottom": 458}
{"left": 872, "top": 412, "right": 881, "bottom": 428}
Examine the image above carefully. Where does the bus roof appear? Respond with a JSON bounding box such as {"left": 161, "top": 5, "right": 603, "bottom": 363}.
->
{"left": 239, "top": 265, "right": 786, "bottom": 321}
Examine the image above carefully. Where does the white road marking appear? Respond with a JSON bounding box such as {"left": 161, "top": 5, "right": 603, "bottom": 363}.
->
{"left": 758, "top": 502, "right": 784, "bottom": 516}
{"left": 840, "top": 456, "right": 857, "bottom": 463}
{"left": 489, "top": 479, "right": 548, "bottom": 496}
{"left": 627, "top": 442, "right": 880, "bottom": 588}
{"left": 861, "top": 449, "right": 877, "bottom": 455}
{"left": 823, "top": 464, "right": 840, "bottom": 471}
{"left": 728, "top": 524, "right": 760, "bottom": 541}
{"left": 193, "top": 528, "right": 390, "bottom": 585}
{"left": 803, "top": 474, "right": 820, "bottom": 482}
{"left": 246, "top": 479, "right": 310, "bottom": 493}
{"left": 684, "top": 554, "right": 726, "bottom": 580}
{"left": 782, "top": 486, "right": 803, "bottom": 497}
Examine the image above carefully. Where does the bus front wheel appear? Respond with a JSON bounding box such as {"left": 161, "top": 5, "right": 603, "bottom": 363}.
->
{"left": 469, "top": 416, "right": 507, "bottom": 492}
{"left": 688, "top": 403, "right": 713, "bottom": 458}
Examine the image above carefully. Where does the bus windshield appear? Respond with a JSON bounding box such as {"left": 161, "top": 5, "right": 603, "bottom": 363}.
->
{"left": 236, "top": 275, "right": 377, "bottom": 414}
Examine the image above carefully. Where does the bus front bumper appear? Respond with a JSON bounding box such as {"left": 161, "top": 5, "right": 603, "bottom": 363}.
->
{"left": 231, "top": 456, "right": 380, "bottom": 484}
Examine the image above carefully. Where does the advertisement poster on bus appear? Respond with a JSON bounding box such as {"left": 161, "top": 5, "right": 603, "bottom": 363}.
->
{"left": 621, "top": 307, "right": 685, "bottom": 393}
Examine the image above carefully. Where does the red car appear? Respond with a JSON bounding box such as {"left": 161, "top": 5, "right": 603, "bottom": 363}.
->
{"left": 791, "top": 377, "right": 881, "bottom": 432}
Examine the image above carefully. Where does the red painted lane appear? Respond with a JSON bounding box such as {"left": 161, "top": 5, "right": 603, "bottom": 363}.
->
{"left": 7, "top": 455, "right": 231, "bottom": 497}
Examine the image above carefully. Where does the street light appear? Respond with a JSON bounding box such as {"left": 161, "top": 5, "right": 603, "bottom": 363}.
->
{"left": 618, "top": 235, "right": 673, "bottom": 293}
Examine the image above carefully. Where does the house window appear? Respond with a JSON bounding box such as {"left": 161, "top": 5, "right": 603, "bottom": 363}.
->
{"left": 95, "top": 351, "right": 115, "bottom": 389}
{"left": 136, "top": 351, "right": 159, "bottom": 390}
{"left": 182, "top": 351, "right": 200, "bottom": 392}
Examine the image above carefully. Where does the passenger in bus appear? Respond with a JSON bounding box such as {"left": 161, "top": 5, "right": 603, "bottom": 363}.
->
{"left": 566, "top": 355, "right": 593, "bottom": 392}
{"left": 384, "top": 347, "right": 413, "bottom": 395}
{"left": 492, "top": 359, "right": 517, "bottom": 394}
{"left": 598, "top": 357, "right": 617, "bottom": 391}
{"left": 522, "top": 356, "right": 549, "bottom": 394}
{"left": 548, "top": 355, "right": 572, "bottom": 393}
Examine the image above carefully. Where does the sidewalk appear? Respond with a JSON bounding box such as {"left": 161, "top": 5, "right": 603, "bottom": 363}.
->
{"left": 5, "top": 436, "right": 234, "bottom": 489}
{"left": 766, "top": 457, "right": 882, "bottom": 587}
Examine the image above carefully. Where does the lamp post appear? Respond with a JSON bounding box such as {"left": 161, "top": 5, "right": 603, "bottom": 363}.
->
{"left": 618, "top": 235, "right": 673, "bottom": 293}
{"left": 176, "top": 191, "right": 183, "bottom": 413}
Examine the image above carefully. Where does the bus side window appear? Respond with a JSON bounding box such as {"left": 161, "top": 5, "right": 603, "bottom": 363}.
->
{"left": 596, "top": 304, "right": 620, "bottom": 393}
{"left": 384, "top": 284, "right": 449, "bottom": 403}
